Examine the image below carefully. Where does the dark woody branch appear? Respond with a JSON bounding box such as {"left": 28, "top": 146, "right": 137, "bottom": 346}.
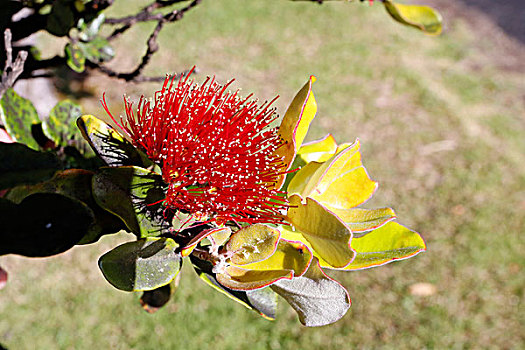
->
{"left": 97, "top": 0, "right": 202, "bottom": 82}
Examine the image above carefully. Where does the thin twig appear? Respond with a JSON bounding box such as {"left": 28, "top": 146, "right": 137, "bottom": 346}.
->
{"left": 106, "top": 0, "right": 193, "bottom": 41}
{"left": 0, "top": 29, "right": 28, "bottom": 100}
{"left": 97, "top": 0, "right": 202, "bottom": 82}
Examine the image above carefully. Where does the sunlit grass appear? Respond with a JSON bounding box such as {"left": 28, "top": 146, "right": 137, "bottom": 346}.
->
{"left": 1, "top": 0, "right": 523, "bottom": 348}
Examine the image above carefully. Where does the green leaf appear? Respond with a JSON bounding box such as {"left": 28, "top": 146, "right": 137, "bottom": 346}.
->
{"left": 5, "top": 169, "right": 124, "bottom": 245}
{"left": 286, "top": 195, "right": 354, "bottom": 268}
{"left": 271, "top": 257, "right": 350, "bottom": 327}
{"left": 0, "top": 88, "right": 40, "bottom": 150}
{"left": 0, "top": 143, "right": 60, "bottom": 190}
{"left": 77, "top": 115, "right": 152, "bottom": 168}
{"left": 226, "top": 224, "right": 281, "bottom": 265}
{"left": 46, "top": 0, "right": 75, "bottom": 37}
{"left": 92, "top": 166, "right": 168, "bottom": 237}
{"left": 384, "top": 1, "right": 443, "bottom": 35}
{"left": 43, "top": 100, "right": 92, "bottom": 154}
{"left": 343, "top": 221, "right": 426, "bottom": 270}
{"left": 191, "top": 255, "right": 278, "bottom": 320}
{"left": 65, "top": 43, "right": 86, "bottom": 73}
{"left": 98, "top": 237, "right": 181, "bottom": 292}
{"left": 79, "top": 37, "right": 114, "bottom": 64}
{"left": 0, "top": 193, "right": 94, "bottom": 257}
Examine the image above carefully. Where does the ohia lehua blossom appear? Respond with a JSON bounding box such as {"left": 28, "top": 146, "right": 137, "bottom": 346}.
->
{"left": 79, "top": 72, "right": 425, "bottom": 327}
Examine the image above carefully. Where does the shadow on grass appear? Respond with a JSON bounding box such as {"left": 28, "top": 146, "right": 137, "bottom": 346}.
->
{"left": 459, "top": 0, "right": 525, "bottom": 44}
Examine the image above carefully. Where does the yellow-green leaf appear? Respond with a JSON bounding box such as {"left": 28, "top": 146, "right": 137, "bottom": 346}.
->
{"left": 286, "top": 195, "right": 354, "bottom": 268}
{"left": 343, "top": 221, "right": 425, "bottom": 270}
{"left": 209, "top": 226, "right": 232, "bottom": 247}
{"left": 217, "top": 265, "right": 293, "bottom": 291}
{"left": 384, "top": 1, "right": 443, "bottom": 35}
{"left": 279, "top": 225, "right": 334, "bottom": 269}
{"left": 328, "top": 207, "right": 396, "bottom": 234}
{"left": 239, "top": 239, "right": 313, "bottom": 277}
{"left": 287, "top": 160, "right": 324, "bottom": 196}
{"left": 289, "top": 139, "right": 378, "bottom": 209}
{"left": 274, "top": 76, "right": 317, "bottom": 186}
{"left": 297, "top": 134, "right": 337, "bottom": 163}
{"left": 226, "top": 224, "right": 281, "bottom": 265}
{"left": 77, "top": 115, "right": 152, "bottom": 168}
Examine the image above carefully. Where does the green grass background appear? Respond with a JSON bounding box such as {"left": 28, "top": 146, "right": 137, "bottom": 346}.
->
{"left": 1, "top": 0, "right": 523, "bottom": 348}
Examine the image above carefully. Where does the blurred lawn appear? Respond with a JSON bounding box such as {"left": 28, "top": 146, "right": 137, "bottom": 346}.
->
{"left": 1, "top": 0, "right": 524, "bottom": 349}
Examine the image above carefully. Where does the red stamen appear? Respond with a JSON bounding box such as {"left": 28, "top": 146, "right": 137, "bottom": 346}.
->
{"left": 105, "top": 72, "right": 289, "bottom": 225}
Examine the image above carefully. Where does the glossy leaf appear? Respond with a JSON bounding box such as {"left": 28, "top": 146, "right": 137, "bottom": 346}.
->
{"left": 328, "top": 207, "right": 396, "bottom": 235}
{"left": 217, "top": 265, "right": 293, "bottom": 291}
{"left": 77, "top": 115, "right": 151, "bottom": 167}
{"left": 0, "top": 143, "right": 60, "bottom": 190}
{"left": 0, "top": 88, "right": 40, "bottom": 150}
{"left": 98, "top": 237, "right": 181, "bottom": 292}
{"left": 271, "top": 257, "right": 350, "bottom": 327}
{"left": 226, "top": 224, "right": 281, "bottom": 265}
{"left": 191, "top": 255, "right": 278, "bottom": 320}
{"left": 287, "top": 161, "right": 323, "bottom": 196}
{"left": 343, "top": 221, "right": 426, "bottom": 270}
{"left": 286, "top": 195, "right": 354, "bottom": 268}
{"left": 289, "top": 139, "right": 378, "bottom": 209}
{"left": 92, "top": 166, "right": 167, "bottom": 237}
{"left": 274, "top": 76, "right": 317, "bottom": 186}
{"left": 279, "top": 225, "right": 333, "bottom": 269}
{"left": 240, "top": 239, "right": 313, "bottom": 277}
{"left": 5, "top": 169, "right": 124, "bottom": 244}
{"left": 0, "top": 193, "right": 94, "bottom": 257}
{"left": 297, "top": 134, "right": 337, "bottom": 163}
{"left": 65, "top": 43, "right": 86, "bottom": 73}
{"left": 384, "top": 1, "right": 443, "bottom": 35}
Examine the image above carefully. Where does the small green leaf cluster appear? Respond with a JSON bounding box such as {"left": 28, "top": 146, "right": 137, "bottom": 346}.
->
{"left": 65, "top": 13, "right": 114, "bottom": 73}
{"left": 0, "top": 87, "right": 119, "bottom": 257}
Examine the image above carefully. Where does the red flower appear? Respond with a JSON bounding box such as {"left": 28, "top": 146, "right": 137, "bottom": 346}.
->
{"left": 102, "top": 72, "right": 288, "bottom": 226}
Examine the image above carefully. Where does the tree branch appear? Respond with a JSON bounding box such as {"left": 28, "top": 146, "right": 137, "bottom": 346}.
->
{"left": 0, "top": 29, "right": 28, "bottom": 100}
{"left": 97, "top": 0, "right": 202, "bottom": 82}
